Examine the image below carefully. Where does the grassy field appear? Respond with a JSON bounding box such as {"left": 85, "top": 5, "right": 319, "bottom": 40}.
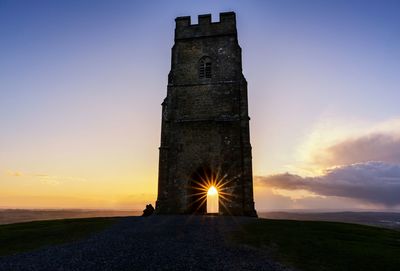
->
{"left": 0, "top": 217, "right": 119, "bottom": 256}
{"left": 231, "top": 219, "right": 400, "bottom": 271}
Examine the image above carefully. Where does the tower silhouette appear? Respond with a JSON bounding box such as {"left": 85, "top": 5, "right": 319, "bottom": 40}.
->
{"left": 156, "top": 12, "right": 257, "bottom": 216}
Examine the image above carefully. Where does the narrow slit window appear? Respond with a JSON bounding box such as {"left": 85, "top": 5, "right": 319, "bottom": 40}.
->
{"left": 199, "top": 57, "right": 211, "bottom": 79}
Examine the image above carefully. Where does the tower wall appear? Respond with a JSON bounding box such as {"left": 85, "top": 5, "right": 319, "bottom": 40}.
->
{"left": 156, "top": 12, "right": 257, "bottom": 216}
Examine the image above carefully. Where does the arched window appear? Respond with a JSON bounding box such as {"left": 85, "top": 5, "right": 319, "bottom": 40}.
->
{"left": 199, "top": 57, "right": 212, "bottom": 79}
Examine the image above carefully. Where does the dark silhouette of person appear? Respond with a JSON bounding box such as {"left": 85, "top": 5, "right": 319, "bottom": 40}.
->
{"left": 142, "top": 204, "right": 155, "bottom": 217}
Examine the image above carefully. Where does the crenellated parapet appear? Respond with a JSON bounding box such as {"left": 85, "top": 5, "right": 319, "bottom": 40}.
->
{"left": 175, "top": 12, "right": 237, "bottom": 40}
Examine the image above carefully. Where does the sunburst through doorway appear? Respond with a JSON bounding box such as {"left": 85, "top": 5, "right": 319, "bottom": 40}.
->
{"left": 188, "top": 168, "right": 233, "bottom": 214}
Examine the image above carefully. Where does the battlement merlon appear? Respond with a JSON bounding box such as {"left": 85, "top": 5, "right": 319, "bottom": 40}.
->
{"left": 175, "top": 12, "right": 237, "bottom": 40}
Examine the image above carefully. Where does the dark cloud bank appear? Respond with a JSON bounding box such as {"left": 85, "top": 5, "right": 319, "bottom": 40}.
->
{"left": 257, "top": 162, "right": 400, "bottom": 207}
{"left": 258, "top": 132, "right": 400, "bottom": 208}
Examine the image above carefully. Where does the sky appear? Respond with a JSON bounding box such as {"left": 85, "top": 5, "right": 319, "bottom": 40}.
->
{"left": 1, "top": 0, "right": 400, "bottom": 211}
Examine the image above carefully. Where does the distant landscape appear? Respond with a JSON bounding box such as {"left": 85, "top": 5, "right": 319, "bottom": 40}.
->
{"left": 259, "top": 211, "right": 400, "bottom": 229}
{"left": 0, "top": 209, "right": 141, "bottom": 225}
{"left": 1, "top": 209, "right": 399, "bottom": 229}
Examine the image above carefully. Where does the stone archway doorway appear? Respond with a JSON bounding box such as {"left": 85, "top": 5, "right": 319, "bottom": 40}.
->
{"left": 187, "top": 167, "right": 219, "bottom": 214}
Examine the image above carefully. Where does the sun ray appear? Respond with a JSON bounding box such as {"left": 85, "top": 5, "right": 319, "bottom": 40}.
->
{"left": 193, "top": 197, "right": 207, "bottom": 212}
{"left": 188, "top": 191, "right": 209, "bottom": 197}
{"left": 188, "top": 197, "right": 207, "bottom": 206}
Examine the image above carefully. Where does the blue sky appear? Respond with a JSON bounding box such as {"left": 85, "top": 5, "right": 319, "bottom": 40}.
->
{"left": 1, "top": 0, "right": 400, "bottom": 210}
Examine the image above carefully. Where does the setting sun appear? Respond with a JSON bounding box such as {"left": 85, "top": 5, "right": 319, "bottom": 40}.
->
{"left": 207, "top": 186, "right": 218, "bottom": 196}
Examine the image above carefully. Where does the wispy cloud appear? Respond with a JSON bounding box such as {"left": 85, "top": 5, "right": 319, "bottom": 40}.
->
{"left": 38, "top": 175, "right": 87, "bottom": 185}
{"left": 5, "top": 171, "right": 86, "bottom": 185}
{"left": 313, "top": 133, "right": 400, "bottom": 167}
{"left": 5, "top": 171, "right": 24, "bottom": 177}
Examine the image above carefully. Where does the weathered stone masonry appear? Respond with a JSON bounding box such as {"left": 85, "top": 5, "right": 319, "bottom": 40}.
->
{"left": 156, "top": 12, "right": 257, "bottom": 217}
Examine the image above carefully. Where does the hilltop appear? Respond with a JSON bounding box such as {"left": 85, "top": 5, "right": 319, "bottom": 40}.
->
{"left": 0, "top": 215, "right": 399, "bottom": 270}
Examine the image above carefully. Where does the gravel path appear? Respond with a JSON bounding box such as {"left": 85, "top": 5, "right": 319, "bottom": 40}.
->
{"left": 0, "top": 215, "right": 292, "bottom": 271}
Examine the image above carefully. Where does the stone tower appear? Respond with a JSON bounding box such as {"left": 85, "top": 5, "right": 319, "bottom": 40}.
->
{"left": 156, "top": 12, "right": 257, "bottom": 217}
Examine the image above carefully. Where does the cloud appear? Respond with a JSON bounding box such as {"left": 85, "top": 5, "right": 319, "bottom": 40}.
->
{"left": 4, "top": 171, "right": 86, "bottom": 185}
{"left": 314, "top": 133, "right": 400, "bottom": 167}
{"left": 37, "top": 175, "right": 87, "bottom": 185}
{"left": 256, "top": 161, "right": 400, "bottom": 207}
{"left": 5, "top": 171, "right": 24, "bottom": 177}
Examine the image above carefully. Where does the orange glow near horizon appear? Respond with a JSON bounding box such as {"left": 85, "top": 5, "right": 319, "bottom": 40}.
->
{"left": 0, "top": 168, "right": 158, "bottom": 210}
